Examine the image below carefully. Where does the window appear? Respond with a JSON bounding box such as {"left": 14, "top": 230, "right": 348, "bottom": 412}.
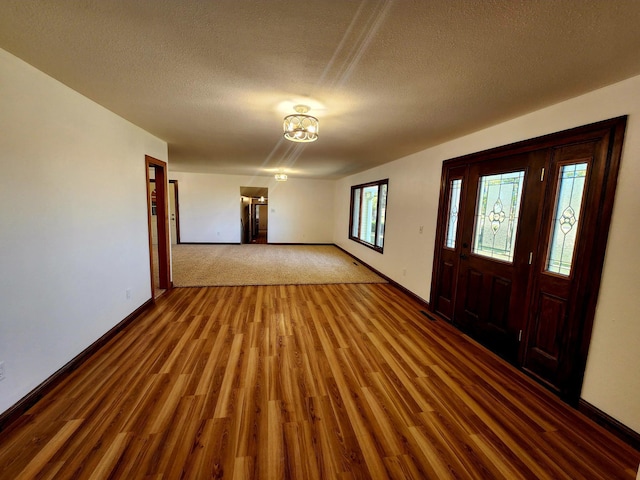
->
{"left": 472, "top": 170, "right": 524, "bottom": 263}
{"left": 445, "top": 178, "right": 462, "bottom": 249}
{"left": 545, "top": 162, "right": 588, "bottom": 276}
{"left": 349, "top": 179, "right": 388, "bottom": 252}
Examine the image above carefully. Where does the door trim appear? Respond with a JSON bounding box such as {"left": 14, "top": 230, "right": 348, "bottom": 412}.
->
{"left": 430, "top": 116, "right": 627, "bottom": 403}
{"left": 145, "top": 155, "right": 171, "bottom": 298}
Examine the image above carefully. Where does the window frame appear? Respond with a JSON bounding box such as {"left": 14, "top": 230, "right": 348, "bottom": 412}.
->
{"left": 348, "top": 179, "right": 389, "bottom": 253}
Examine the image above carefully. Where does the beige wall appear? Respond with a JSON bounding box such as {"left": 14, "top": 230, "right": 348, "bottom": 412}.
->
{"left": 335, "top": 74, "right": 640, "bottom": 435}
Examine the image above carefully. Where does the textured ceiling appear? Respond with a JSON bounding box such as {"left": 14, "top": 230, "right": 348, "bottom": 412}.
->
{"left": 2, "top": 1, "right": 640, "bottom": 179}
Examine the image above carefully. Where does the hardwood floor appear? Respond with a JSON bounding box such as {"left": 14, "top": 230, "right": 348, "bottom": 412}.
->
{"left": 0, "top": 284, "right": 638, "bottom": 479}
{"left": 252, "top": 230, "right": 268, "bottom": 244}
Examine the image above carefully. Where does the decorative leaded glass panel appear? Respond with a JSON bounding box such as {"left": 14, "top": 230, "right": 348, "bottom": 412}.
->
{"left": 445, "top": 179, "right": 462, "bottom": 248}
{"left": 546, "top": 163, "right": 588, "bottom": 276}
{"left": 472, "top": 171, "right": 524, "bottom": 263}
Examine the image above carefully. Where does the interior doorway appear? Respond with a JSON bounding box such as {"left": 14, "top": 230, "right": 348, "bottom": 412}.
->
{"left": 240, "top": 186, "right": 268, "bottom": 244}
{"left": 254, "top": 203, "right": 268, "bottom": 243}
{"left": 146, "top": 156, "right": 171, "bottom": 299}
{"left": 430, "top": 117, "right": 627, "bottom": 403}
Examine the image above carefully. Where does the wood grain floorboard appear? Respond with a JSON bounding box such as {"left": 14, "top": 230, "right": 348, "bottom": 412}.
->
{"left": 0, "top": 283, "right": 638, "bottom": 479}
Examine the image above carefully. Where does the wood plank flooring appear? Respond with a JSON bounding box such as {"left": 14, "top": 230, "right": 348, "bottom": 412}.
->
{"left": 0, "top": 284, "right": 638, "bottom": 479}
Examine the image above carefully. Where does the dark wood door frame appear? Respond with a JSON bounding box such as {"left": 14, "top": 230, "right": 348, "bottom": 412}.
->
{"left": 430, "top": 116, "right": 627, "bottom": 403}
{"left": 145, "top": 155, "right": 171, "bottom": 298}
{"left": 169, "top": 179, "right": 181, "bottom": 244}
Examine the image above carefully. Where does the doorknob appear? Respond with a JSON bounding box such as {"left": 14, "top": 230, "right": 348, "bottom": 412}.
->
{"left": 460, "top": 253, "right": 468, "bottom": 260}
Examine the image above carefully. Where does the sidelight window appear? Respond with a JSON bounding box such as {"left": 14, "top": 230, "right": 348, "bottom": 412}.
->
{"left": 349, "top": 179, "right": 388, "bottom": 252}
{"left": 445, "top": 179, "right": 462, "bottom": 248}
{"left": 546, "top": 163, "right": 588, "bottom": 276}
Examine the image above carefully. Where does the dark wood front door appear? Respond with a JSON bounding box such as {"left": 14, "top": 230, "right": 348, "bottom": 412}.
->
{"left": 431, "top": 117, "right": 627, "bottom": 402}
{"left": 453, "top": 152, "right": 546, "bottom": 361}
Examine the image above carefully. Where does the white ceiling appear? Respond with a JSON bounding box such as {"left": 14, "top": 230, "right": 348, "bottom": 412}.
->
{"left": 2, "top": 1, "right": 640, "bottom": 179}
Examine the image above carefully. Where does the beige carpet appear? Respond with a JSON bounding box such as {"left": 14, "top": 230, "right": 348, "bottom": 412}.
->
{"left": 171, "top": 244, "right": 387, "bottom": 287}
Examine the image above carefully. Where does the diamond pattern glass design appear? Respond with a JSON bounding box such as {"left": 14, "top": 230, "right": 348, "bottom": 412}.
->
{"left": 445, "top": 179, "right": 462, "bottom": 248}
{"left": 472, "top": 171, "right": 524, "bottom": 262}
{"left": 546, "top": 163, "right": 588, "bottom": 276}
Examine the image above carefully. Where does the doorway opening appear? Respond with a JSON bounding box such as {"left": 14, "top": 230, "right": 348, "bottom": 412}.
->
{"left": 146, "top": 156, "right": 171, "bottom": 299}
{"left": 240, "top": 186, "right": 268, "bottom": 244}
{"left": 169, "top": 179, "right": 180, "bottom": 245}
{"left": 430, "top": 117, "right": 627, "bottom": 403}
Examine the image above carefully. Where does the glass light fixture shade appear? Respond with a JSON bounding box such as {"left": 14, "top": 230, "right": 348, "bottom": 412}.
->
{"left": 283, "top": 105, "right": 319, "bottom": 142}
{"left": 275, "top": 173, "right": 288, "bottom": 181}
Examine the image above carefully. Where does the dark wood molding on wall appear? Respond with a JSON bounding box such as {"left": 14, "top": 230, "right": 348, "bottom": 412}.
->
{"left": 0, "top": 299, "right": 153, "bottom": 435}
{"left": 333, "top": 244, "right": 429, "bottom": 310}
{"left": 268, "top": 242, "right": 333, "bottom": 246}
{"left": 179, "top": 242, "right": 242, "bottom": 245}
{"left": 578, "top": 400, "right": 640, "bottom": 452}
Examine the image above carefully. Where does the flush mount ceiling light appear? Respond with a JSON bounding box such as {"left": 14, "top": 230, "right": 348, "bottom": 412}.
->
{"left": 275, "top": 173, "right": 288, "bottom": 182}
{"left": 283, "top": 105, "right": 318, "bottom": 143}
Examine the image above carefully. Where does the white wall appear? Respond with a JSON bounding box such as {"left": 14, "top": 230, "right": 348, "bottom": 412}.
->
{"left": 0, "top": 48, "right": 167, "bottom": 414}
{"left": 334, "top": 157, "right": 441, "bottom": 300}
{"left": 169, "top": 172, "right": 335, "bottom": 244}
{"left": 335, "top": 74, "right": 640, "bottom": 435}
{"left": 268, "top": 177, "right": 335, "bottom": 243}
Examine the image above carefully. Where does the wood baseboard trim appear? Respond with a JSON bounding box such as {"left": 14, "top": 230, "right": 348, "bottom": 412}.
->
{"left": 0, "top": 298, "right": 154, "bottom": 434}
{"left": 578, "top": 399, "right": 640, "bottom": 451}
{"left": 268, "top": 242, "right": 333, "bottom": 246}
{"left": 179, "top": 242, "right": 241, "bottom": 245}
{"left": 333, "top": 244, "right": 429, "bottom": 309}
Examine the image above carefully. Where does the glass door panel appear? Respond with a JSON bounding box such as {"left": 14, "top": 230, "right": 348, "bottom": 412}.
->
{"left": 472, "top": 171, "right": 525, "bottom": 263}
{"left": 545, "top": 163, "right": 588, "bottom": 276}
{"left": 445, "top": 178, "right": 462, "bottom": 249}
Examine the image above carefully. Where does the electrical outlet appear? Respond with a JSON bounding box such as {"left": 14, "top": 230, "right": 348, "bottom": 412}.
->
{"left": 0, "top": 361, "right": 5, "bottom": 382}
{"left": 126, "top": 289, "right": 132, "bottom": 300}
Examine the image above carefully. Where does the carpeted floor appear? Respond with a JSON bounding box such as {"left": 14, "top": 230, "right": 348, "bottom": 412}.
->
{"left": 171, "top": 244, "right": 387, "bottom": 287}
